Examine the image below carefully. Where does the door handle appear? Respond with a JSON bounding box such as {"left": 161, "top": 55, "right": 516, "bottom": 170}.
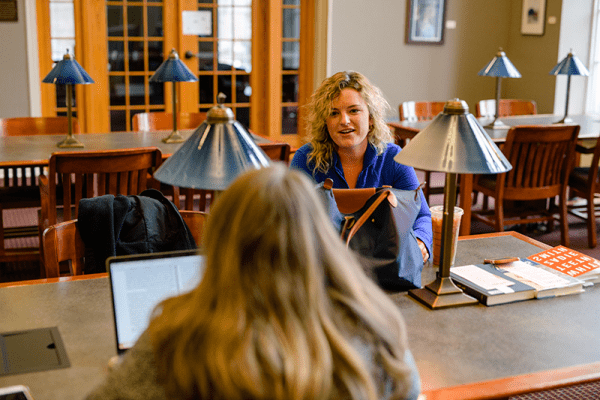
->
{"left": 185, "top": 51, "right": 198, "bottom": 59}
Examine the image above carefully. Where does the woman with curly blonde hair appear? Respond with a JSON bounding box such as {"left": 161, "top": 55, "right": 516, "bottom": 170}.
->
{"left": 291, "top": 71, "right": 432, "bottom": 264}
{"left": 85, "top": 164, "right": 421, "bottom": 400}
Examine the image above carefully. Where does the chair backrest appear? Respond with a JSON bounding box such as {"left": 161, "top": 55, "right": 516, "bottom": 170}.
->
{"left": 499, "top": 124, "right": 580, "bottom": 199}
{"left": 42, "top": 210, "right": 207, "bottom": 278}
{"left": 476, "top": 99, "right": 537, "bottom": 118}
{"left": 399, "top": 101, "right": 446, "bottom": 122}
{"left": 132, "top": 112, "right": 207, "bottom": 131}
{"left": 40, "top": 147, "right": 163, "bottom": 231}
{"left": 258, "top": 142, "right": 292, "bottom": 163}
{"left": 0, "top": 116, "right": 80, "bottom": 136}
{"left": 0, "top": 117, "right": 81, "bottom": 195}
{"left": 390, "top": 124, "right": 420, "bottom": 148}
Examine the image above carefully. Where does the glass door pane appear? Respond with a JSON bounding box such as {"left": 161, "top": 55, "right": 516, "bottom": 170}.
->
{"left": 191, "top": 0, "right": 252, "bottom": 128}
{"left": 282, "top": 0, "right": 299, "bottom": 134}
{"left": 107, "top": 0, "right": 165, "bottom": 131}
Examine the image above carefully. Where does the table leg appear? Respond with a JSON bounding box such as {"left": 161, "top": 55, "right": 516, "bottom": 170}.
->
{"left": 459, "top": 174, "right": 473, "bottom": 236}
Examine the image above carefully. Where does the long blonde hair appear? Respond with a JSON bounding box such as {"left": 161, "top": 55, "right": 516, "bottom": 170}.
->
{"left": 306, "top": 71, "right": 394, "bottom": 173}
{"left": 148, "top": 164, "right": 412, "bottom": 400}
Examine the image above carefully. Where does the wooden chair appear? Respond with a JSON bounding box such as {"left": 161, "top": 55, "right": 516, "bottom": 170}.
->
{"left": 177, "top": 141, "right": 292, "bottom": 211}
{"left": 395, "top": 103, "right": 446, "bottom": 202}
{"left": 399, "top": 101, "right": 445, "bottom": 122}
{"left": 38, "top": 147, "right": 164, "bottom": 273}
{"left": 42, "top": 210, "right": 207, "bottom": 278}
{"left": 476, "top": 99, "right": 537, "bottom": 119}
{"left": 132, "top": 112, "right": 207, "bottom": 131}
{"left": 0, "top": 116, "right": 81, "bottom": 263}
{"left": 472, "top": 125, "right": 580, "bottom": 247}
{"left": 568, "top": 136, "right": 600, "bottom": 248}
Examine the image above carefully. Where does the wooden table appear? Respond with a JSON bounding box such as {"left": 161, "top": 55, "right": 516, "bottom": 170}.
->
{"left": 1, "top": 232, "right": 599, "bottom": 399}
{"left": 389, "top": 114, "right": 600, "bottom": 235}
{"left": 0, "top": 129, "right": 273, "bottom": 167}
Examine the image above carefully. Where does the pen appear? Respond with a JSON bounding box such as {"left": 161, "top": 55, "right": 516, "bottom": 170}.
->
{"left": 484, "top": 257, "right": 520, "bottom": 265}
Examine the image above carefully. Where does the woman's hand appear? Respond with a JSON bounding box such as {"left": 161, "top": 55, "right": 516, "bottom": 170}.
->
{"left": 417, "top": 238, "right": 429, "bottom": 263}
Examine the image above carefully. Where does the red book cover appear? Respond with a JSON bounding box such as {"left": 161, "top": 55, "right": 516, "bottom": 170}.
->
{"left": 527, "top": 246, "right": 600, "bottom": 282}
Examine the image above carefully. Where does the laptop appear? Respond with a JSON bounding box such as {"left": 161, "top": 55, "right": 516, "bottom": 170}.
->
{"left": 106, "top": 249, "right": 205, "bottom": 354}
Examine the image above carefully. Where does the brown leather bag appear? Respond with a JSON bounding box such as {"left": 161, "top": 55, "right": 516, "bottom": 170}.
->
{"left": 320, "top": 179, "right": 424, "bottom": 291}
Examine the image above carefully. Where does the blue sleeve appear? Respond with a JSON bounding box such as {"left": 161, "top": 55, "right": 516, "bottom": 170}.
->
{"left": 391, "top": 155, "right": 433, "bottom": 259}
{"left": 290, "top": 144, "right": 312, "bottom": 174}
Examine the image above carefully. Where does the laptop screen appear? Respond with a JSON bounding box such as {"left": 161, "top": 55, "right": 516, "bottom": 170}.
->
{"left": 106, "top": 250, "right": 205, "bottom": 353}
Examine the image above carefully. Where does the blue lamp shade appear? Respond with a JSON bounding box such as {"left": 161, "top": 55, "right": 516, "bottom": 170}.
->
{"left": 42, "top": 51, "right": 94, "bottom": 84}
{"left": 149, "top": 49, "right": 198, "bottom": 83}
{"left": 550, "top": 52, "right": 590, "bottom": 76}
{"left": 394, "top": 99, "right": 512, "bottom": 174}
{"left": 478, "top": 49, "right": 522, "bottom": 78}
{"left": 153, "top": 94, "right": 270, "bottom": 190}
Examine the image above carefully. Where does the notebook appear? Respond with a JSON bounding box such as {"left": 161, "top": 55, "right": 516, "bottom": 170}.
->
{"left": 106, "top": 249, "right": 205, "bottom": 354}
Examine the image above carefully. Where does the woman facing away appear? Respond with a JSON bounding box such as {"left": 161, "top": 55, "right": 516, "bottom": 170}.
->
{"left": 85, "top": 164, "right": 421, "bottom": 400}
{"left": 290, "top": 71, "right": 432, "bottom": 263}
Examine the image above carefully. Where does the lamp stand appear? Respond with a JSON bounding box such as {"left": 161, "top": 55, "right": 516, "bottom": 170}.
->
{"left": 409, "top": 173, "right": 478, "bottom": 309}
{"left": 555, "top": 74, "right": 573, "bottom": 124}
{"left": 163, "top": 81, "right": 185, "bottom": 143}
{"left": 57, "top": 84, "right": 84, "bottom": 148}
{"left": 484, "top": 77, "right": 508, "bottom": 129}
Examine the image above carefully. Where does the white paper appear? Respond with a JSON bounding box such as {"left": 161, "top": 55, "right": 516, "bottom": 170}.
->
{"left": 182, "top": 11, "right": 212, "bottom": 36}
{"left": 451, "top": 265, "right": 515, "bottom": 291}
{"left": 501, "top": 261, "right": 570, "bottom": 289}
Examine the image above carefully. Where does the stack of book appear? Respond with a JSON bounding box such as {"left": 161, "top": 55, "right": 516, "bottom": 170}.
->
{"left": 449, "top": 246, "right": 597, "bottom": 306}
{"left": 527, "top": 246, "right": 600, "bottom": 285}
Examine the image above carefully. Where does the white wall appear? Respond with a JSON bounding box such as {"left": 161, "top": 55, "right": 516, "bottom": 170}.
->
{"left": 0, "top": 0, "right": 39, "bottom": 118}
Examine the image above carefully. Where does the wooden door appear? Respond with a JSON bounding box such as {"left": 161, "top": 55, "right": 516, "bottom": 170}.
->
{"left": 37, "top": 0, "right": 314, "bottom": 145}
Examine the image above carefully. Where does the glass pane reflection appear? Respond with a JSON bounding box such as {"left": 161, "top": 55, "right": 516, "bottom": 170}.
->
{"left": 149, "top": 81, "right": 164, "bottom": 105}
{"left": 110, "top": 110, "right": 126, "bottom": 132}
{"left": 236, "top": 107, "right": 250, "bottom": 128}
{"left": 217, "top": 75, "right": 232, "bottom": 102}
{"left": 233, "top": 7, "right": 251, "bottom": 39}
{"left": 233, "top": 41, "right": 251, "bottom": 72}
{"left": 129, "top": 76, "right": 146, "bottom": 105}
{"left": 282, "top": 106, "right": 298, "bottom": 134}
{"left": 282, "top": 8, "right": 300, "bottom": 39}
{"left": 282, "top": 74, "right": 298, "bottom": 102}
{"left": 109, "top": 75, "right": 126, "bottom": 106}
{"left": 197, "top": 41, "right": 214, "bottom": 71}
{"left": 147, "top": 6, "right": 163, "bottom": 37}
{"left": 127, "top": 6, "right": 143, "bottom": 37}
{"left": 128, "top": 41, "right": 145, "bottom": 71}
{"left": 108, "top": 41, "right": 124, "bottom": 71}
{"left": 199, "top": 75, "right": 214, "bottom": 104}
{"left": 282, "top": 41, "right": 299, "bottom": 70}
{"left": 236, "top": 75, "right": 251, "bottom": 103}
{"left": 107, "top": 6, "right": 123, "bottom": 37}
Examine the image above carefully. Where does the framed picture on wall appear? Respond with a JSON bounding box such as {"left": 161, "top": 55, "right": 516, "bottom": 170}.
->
{"left": 521, "top": 0, "right": 546, "bottom": 35}
{"left": 405, "top": 0, "right": 446, "bottom": 45}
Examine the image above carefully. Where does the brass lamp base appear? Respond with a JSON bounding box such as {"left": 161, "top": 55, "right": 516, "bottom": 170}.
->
{"left": 553, "top": 117, "right": 573, "bottom": 124}
{"left": 484, "top": 118, "right": 508, "bottom": 130}
{"left": 162, "top": 130, "right": 185, "bottom": 143}
{"left": 409, "top": 276, "right": 478, "bottom": 309}
{"left": 57, "top": 135, "right": 84, "bottom": 148}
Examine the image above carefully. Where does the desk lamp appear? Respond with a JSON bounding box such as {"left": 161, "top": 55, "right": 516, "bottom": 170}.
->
{"left": 394, "top": 99, "right": 512, "bottom": 309}
{"left": 42, "top": 50, "right": 94, "bottom": 148}
{"left": 153, "top": 93, "right": 271, "bottom": 192}
{"left": 550, "top": 51, "right": 590, "bottom": 124}
{"left": 478, "top": 48, "right": 522, "bottom": 129}
{"left": 149, "top": 49, "right": 198, "bottom": 143}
